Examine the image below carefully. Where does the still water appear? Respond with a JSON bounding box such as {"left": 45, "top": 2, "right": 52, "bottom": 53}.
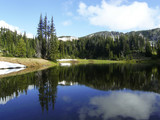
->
{"left": 0, "top": 64, "right": 160, "bottom": 120}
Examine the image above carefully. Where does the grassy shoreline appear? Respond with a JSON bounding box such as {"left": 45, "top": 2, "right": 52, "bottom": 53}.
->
{"left": 0, "top": 57, "right": 57, "bottom": 68}
{"left": 59, "top": 59, "right": 138, "bottom": 64}
{"left": 77, "top": 59, "right": 137, "bottom": 64}
{"left": 0, "top": 57, "right": 157, "bottom": 78}
{"left": 0, "top": 57, "right": 57, "bottom": 78}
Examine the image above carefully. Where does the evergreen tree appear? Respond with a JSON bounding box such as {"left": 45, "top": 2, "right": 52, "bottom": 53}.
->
{"left": 15, "top": 38, "right": 26, "bottom": 57}
{"left": 49, "top": 38, "right": 59, "bottom": 62}
{"left": 59, "top": 41, "right": 65, "bottom": 58}
{"left": 145, "top": 40, "right": 152, "bottom": 57}
{"left": 47, "top": 21, "right": 51, "bottom": 57}
{"left": 157, "top": 40, "right": 160, "bottom": 57}
{"left": 106, "top": 43, "right": 110, "bottom": 58}
{"left": 49, "top": 17, "right": 59, "bottom": 61}
{"left": 37, "top": 14, "right": 43, "bottom": 58}
{"left": 42, "top": 15, "right": 47, "bottom": 58}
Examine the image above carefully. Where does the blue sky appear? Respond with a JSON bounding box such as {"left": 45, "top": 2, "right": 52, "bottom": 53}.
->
{"left": 0, "top": 0, "right": 160, "bottom": 38}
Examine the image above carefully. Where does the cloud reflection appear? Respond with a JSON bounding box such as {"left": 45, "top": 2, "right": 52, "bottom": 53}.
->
{"left": 79, "top": 90, "right": 160, "bottom": 120}
{"left": 62, "top": 96, "right": 71, "bottom": 103}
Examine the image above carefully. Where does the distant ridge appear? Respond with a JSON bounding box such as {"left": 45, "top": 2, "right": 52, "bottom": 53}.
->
{"left": 83, "top": 28, "right": 160, "bottom": 42}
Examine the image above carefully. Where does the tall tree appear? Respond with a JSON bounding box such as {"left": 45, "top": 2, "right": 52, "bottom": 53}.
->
{"left": 42, "top": 15, "right": 47, "bottom": 58}
{"left": 47, "top": 20, "right": 51, "bottom": 57}
{"left": 37, "top": 14, "right": 43, "bottom": 58}
{"left": 15, "top": 38, "right": 26, "bottom": 57}
{"left": 145, "top": 40, "right": 152, "bottom": 57}
{"left": 49, "top": 17, "right": 59, "bottom": 61}
{"left": 157, "top": 40, "right": 160, "bottom": 57}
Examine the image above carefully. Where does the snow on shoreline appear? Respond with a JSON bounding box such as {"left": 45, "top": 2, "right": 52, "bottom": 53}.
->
{"left": 0, "top": 61, "right": 26, "bottom": 69}
{"left": 57, "top": 59, "right": 77, "bottom": 62}
{"left": 57, "top": 59, "right": 76, "bottom": 66}
{"left": 0, "top": 61, "right": 26, "bottom": 75}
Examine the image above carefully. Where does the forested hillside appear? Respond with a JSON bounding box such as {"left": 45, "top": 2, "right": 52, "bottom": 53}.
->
{"left": 59, "top": 35, "right": 156, "bottom": 59}
{"left": 0, "top": 14, "right": 160, "bottom": 61}
{"left": 0, "top": 28, "right": 36, "bottom": 57}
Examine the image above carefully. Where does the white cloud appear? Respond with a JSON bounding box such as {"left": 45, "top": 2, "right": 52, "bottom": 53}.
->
{"left": 62, "top": 20, "right": 72, "bottom": 26}
{"left": 77, "top": 0, "right": 160, "bottom": 31}
{"left": 0, "top": 20, "right": 34, "bottom": 38}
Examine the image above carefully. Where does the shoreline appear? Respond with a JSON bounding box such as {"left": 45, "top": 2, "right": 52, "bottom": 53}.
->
{"left": 0, "top": 57, "right": 57, "bottom": 68}
{"left": 58, "top": 59, "right": 137, "bottom": 64}
{"left": 0, "top": 57, "right": 158, "bottom": 78}
{"left": 0, "top": 57, "right": 57, "bottom": 78}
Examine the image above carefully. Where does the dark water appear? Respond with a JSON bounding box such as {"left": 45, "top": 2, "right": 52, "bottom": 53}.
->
{"left": 0, "top": 64, "right": 160, "bottom": 120}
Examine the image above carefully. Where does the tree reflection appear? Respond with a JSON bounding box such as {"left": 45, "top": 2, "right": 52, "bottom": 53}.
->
{"left": 0, "top": 64, "right": 160, "bottom": 112}
{"left": 58, "top": 64, "right": 160, "bottom": 93}
{"left": 37, "top": 68, "right": 58, "bottom": 111}
{"left": 0, "top": 68, "right": 58, "bottom": 112}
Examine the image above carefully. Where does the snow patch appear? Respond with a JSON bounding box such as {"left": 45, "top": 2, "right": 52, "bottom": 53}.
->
{"left": 0, "top": 61, "right": 26, "bottom": 69}
{"left": 57, "top": 59, "right": 77, "bottom": 62}
{"left": 0, "top": 61, "right": 26, "bottom": 75}
{"left": 58, "top": 36, "right": 78, "bottom": 41}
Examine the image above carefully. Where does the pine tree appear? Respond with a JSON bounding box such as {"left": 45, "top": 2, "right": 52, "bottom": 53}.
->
{"left": 42, "top": 15, "right": 47, "bottom": 58}
{"left": 59, "top": 41, "right": 65, "bottom": 58}
{"left": 49, "top": 17, "right": 59, "bottom": 61}
{"left": 157, "top": 40, "right": 160, "bottom": 57}
{"left": 145, "top": 40, "right": 152, "bottom": 57}
{"left": 15, "top": 38, "right": 26, "bottom": 57}
{"left": 37, "top": 14, "right": 43, "bottom": 58}
{"left": 49, "top": 39, "right": 58, "bottom": 62}
{"left": 46, "top": 20, "right": 50, "bottom": 57}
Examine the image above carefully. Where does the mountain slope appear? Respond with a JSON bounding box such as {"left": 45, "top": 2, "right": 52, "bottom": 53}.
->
{"left": 127, "top": 28, "right": 160, "bottom": 41}
{"left": 86, "top": 31, "right": 123, "bottom": 41}
{"left": 84, "top": 28, "right": 160, "bottom": 42}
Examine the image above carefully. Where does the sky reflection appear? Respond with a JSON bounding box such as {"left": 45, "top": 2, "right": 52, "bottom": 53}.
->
{"left": 79, "top": 90, "right": 160, "bottom": 120}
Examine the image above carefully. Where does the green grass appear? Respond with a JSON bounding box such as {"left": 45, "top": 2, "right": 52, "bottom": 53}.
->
{"left": 58, "top": 59, "right": 138, "bottom": 64}
{"left": 0, "top": 57, "right": 58, "bottom": 68}
{"left": 78, "top": 59, "right": 138, "bottom": 64}
{"left": 139, "top": 59, "right": 160, "bottom": 64}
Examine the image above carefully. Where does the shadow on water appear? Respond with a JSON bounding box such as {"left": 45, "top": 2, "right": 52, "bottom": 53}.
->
{"left": 0, "top": 64, "right": 160, "bottom": 119}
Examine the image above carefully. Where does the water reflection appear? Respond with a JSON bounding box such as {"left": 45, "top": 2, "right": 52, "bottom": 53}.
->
{"left": 0, "top": 92, "right": 17, "bottom": 105}
{"left": 79, "top": 90, "right": 160, "bottom": 120}
{"left": 0, "top": 68, "right": 25, "bottom": 75}
{"left": 58, "top": 80, "right": 78, "bottom": 86}
{"left": 0, "top": 64, "right": 160, "bottom": 115}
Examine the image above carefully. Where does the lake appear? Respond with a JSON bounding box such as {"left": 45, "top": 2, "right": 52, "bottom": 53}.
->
{"left": 0, "top": 64, "right": 160, "bottom": 120}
